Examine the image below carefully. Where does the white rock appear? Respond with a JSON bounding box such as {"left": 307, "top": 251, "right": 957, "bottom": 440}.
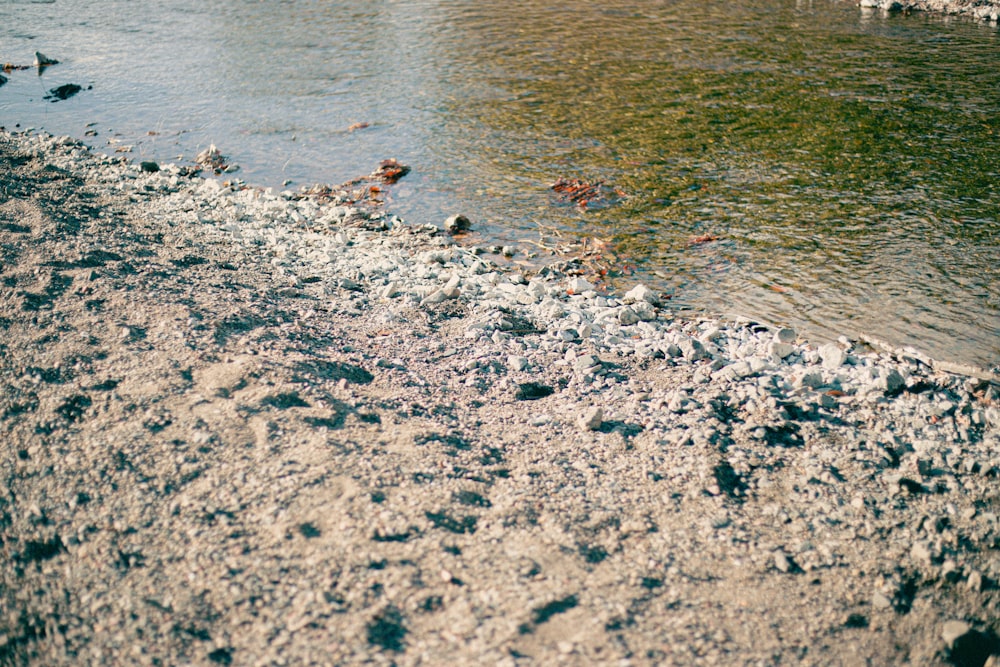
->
{"left": 508, "top": 356, "right": 529, "bottom": 372}
{"left": 623, "top": 284, "right": 658, "bottom": 306}
{"left": 775, "top": 328, "right": 797, "bottom": 344}
{"left": 769, "top": 341, "right": 795, "bottom": 360}
{"left": 773, "top": 551, "right": 791, "bottom": 573}
{"left": 941, "top": 620, "right": 971, "bottom": 647}
{"left": 618, "top": 307, "right": 640, "bottom": 326}
{"left": 795, "top": 371, "right": 825, "bottom": 389}
{"left": 819, "top": 343, "right": 847, "bottom": 369}
{"left": 566, "top": 277, "right": 594, "bottom": 294}
{"left": 578, "top": 407, "right": 604, "bottom": 431}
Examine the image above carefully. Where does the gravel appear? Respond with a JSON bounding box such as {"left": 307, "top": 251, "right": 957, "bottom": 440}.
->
{"left": 2, "top": 130, "right": 999, "bottom": 665}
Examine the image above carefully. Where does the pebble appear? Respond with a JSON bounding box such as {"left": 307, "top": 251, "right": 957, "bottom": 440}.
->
{"left": 769, "top": 342, "right": 795, "bottom": 360}
{"left": 941, "top": 620, "right": 971, "bottom": 647}
{"left": 508, "top": 356, "right": 529, "bottom": 372}
{"left": 444, "top": 214, "right": 471, "bottom": 234}
{"left": 623, "top": 284, "right": 658, "bottom": 306}
{"left": 775, "top": 328, "right": 797, "bottom": 344}
{"left": 773, "top": 551, "right": 792, "bottom": 573}
{"left": 819, "top": 343, "right": 847, "bottom": 369}
{"left": 577, "top": 406, "right": 604, "bottom": 431}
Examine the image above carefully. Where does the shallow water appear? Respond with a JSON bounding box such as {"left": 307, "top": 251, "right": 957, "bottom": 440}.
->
{"left": 2, "top": 0, "right": 998, "bottom": 369}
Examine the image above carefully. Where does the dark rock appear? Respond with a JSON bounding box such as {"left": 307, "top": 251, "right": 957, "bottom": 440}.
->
{"left": 444, "top": 214, "right": 472, "bottom": 234}
{"left": 44, "top": 83, "right": 83, "bottom": 102}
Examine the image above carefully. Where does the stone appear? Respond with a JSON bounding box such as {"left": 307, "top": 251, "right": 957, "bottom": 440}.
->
{"left": 910, "top": 542, "right": 932, "bottom": 563}
{"left": 578, "top": 407, "right": 604, "bottom": 431}
{"left": 796, "top": 372, "right": 824, "bottom": 390}
{"left": 679, "top": 338, "right": 707, "bottom": 361}
{"left": 379, "top": 282, "right": 399, "bottom": 299}
{"left": 140, "top": 161, "right": 160, "bottom": 173}
{"left": 712, "top": 361, "right": 753, "bottom": 382}
{"left": 819, "top": 343, "right": 847, "bottom": 369}
{"left": 773, "top": 551, "right": 792, "bottom": 573}
{"left": 872, "top": 592, "right": 893, "bottom": 610}
{"left": 34, "top": 51, "right": 59, "bottom": 67}
{"left": 618, "top": 307, "right": 640, "bottom": 326}
{"left": 885, "top": 369, "right": 905, "bottom": 394}
{"left": 444, "top": 214, "right": 471, "bottom": 234}
{"left": 700, "top": 327, "right": 722, "bottom": 342}
{"left": 775, "top": 328, "right": 797, "bottom": 344}
{"left": 566, "top": 277, "right": 594, "bottom": 294}
{"left": 941, "top": 620, "right": 971, "bottom": 647}
{"left": 508, "top": 356, "right": 529, "bottom": 372}
{"left": 623, "top": 284, "right": 658, "bottom": 306}
{"left": 769, "top": 342, "right": 795, "bottom": 360}
{"left": 632, "top": 301, "right": 657, "bottom": 321}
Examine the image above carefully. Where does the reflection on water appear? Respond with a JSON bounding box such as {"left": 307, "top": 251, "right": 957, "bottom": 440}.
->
{"left": 2, "top": 0, "right": 998, "bottom": 369}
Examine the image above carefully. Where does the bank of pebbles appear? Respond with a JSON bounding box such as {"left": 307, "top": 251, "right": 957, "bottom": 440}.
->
{"left": 3, "top": 132, "right": 1000, "bottom": 666}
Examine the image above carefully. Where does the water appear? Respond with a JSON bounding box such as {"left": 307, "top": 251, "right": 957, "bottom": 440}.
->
{"left": 3, "top": 0, "right": 998, "bottom": 370}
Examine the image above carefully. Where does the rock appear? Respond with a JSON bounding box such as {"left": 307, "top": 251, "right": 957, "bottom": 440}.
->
{"left": 769, "top": 342, "right": 795, "bottom": 360}
{"left": 44, "top": 83, "right": 83, "bottom": 101}
{"left": 773, "top": 551, "right": 792, "bottom": 573}
{"left": 819, "top": 343, "right": 847, "bottom": 369}
{"left": 140, "top": 161, "right": 160, "bottom": 173}
{"left": 618, "top": 307, "right": 640, "bottom": 326}
{"left": 34, "top": 51, "right": 59, "bottom": 67}
{"left": 444, "top": 214, "right": 471, "bottom": 234}
{"left": 775, "top": 328, "right": 797, "bottom": 344}
{"left": 577, "top": 406, "right": 603, "bottom": 431}
{"left": 529, "top": 414, "right": 552, "bottom": 426}
{"left": 885, "top": 369, "right": 905, "bottom": 394}
{"left": 566, "top": 277, "right": 594, "bottom": 294}
{"left": 678, "top": 338, "right": 708, "bottom": 361}
{"left": 712, "top": 361, "right": 753, "bottom": 382}
{"left": 420, "top": 289, "right": 450, "bottom": 305}
{"left": 700, "top": 327, "right": 722, "bottom": 342}
{"left": 573, "top": 354, "right": 601, "bottom": 372}
{"left": 508, "top": 355, "right": 529, "bottom": 372}
{"left": 442, "top": 274, "right": 461, "bottom": 299}
{"left": 941, "top": 620, "right": 971, "bottom": 647}
{"left": 796, "top": 371, "right": 824, "bottom": 390}
{"left": 872, "top": 592, "right": 893, "bottom": 609}
{"left": 623, "top": 284, "right": 659, "bottom": 306}
{"left": 910, "top": 542, "right": 933, "bottom": 564}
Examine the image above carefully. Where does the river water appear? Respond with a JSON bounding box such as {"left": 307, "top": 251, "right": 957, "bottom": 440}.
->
{"left": 2, "top": 0, "right": 998, "bottom": 370}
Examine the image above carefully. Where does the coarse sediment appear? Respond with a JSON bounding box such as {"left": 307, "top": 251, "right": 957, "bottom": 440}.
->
{"left": 855, "top": 0, "right": 1000, "bottom": 21}
{"left": 1, "top": 131, "right": 999, "bottom": 666}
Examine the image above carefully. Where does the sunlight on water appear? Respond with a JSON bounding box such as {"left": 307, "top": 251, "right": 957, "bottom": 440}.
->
{"left": 2, "top": 0, "right": 998, "bottom": 369}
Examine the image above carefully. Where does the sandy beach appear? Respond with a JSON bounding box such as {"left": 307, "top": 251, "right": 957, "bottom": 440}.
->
{"left": 1, "top": 130, "right": 999, "bottom": 666}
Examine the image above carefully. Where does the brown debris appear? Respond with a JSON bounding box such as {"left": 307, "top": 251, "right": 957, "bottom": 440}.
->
{"left": 550, "top": 178, "right": 624, "bottom": 209}
{"left": 370, "top": 159, "right": 410, "bottom": 184}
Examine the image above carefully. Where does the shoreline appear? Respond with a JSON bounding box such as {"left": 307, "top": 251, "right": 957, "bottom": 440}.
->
{"left": 855, "top": 0, "right": 1000, "bottom": 21}
{"left": 2, "top": 131, "right": 999, "bottom": 665}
